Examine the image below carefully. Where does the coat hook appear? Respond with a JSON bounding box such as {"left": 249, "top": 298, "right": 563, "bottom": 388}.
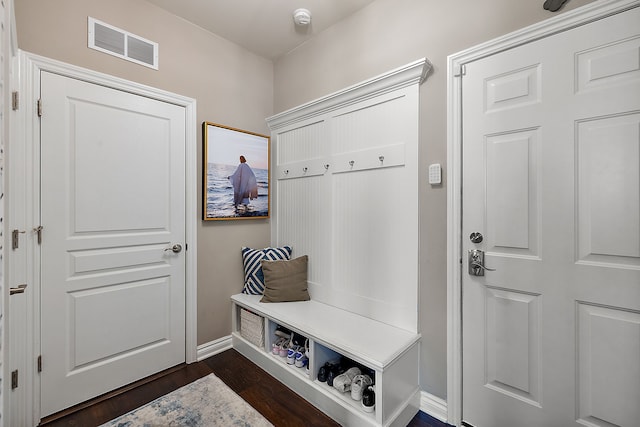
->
{"left": 284, "top": 169, "right": 289, "bottom": 175}
{"left": 349, "top": 160, "right": 355, "bottom": 167}
{"left": 324, "top": 164, "right": 330, "bottom": 170}
{"left": 303, "top": 167, "right": 308, "bottom": 173}
{"left": 379, "top": 155, "right": 385, "bottom": 163}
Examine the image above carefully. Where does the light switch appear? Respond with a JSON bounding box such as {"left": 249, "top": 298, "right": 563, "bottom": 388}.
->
{"left": 428, "top": 163, "right": 441, "bottom": 185}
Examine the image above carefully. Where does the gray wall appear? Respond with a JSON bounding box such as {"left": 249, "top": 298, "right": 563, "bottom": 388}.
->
{"left": 272, "top": 0, "right": 595, "bottom": 399}
{"left": 14, "top": 0, "right": 273, "bottom": 345}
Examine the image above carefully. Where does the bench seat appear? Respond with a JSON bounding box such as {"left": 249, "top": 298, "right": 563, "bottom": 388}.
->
{"left": 231, "top": 293, "right": 421, "bottom": 427}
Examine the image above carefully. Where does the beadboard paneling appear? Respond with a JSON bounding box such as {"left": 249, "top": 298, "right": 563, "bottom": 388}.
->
{"left": 268, "top": 59, "right": 428, "bottom": 332}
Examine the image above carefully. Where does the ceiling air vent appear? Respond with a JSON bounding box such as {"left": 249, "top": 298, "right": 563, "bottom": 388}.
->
{"left": 88, "top": 17, "right": 158, "bottom": 70}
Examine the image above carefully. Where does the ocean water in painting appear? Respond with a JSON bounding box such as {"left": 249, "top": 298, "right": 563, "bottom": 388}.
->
{"left": 206, "top": 163, "right": 269, "bottom": 218}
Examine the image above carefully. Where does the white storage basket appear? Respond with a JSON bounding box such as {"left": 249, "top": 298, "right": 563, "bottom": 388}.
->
{"left": 240, "top": 308, "right": 265, "bottom": 348}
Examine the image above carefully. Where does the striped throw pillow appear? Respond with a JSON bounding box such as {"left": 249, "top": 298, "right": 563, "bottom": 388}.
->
{"left": 241, "top": 246, "right": 292, "bottom": 295}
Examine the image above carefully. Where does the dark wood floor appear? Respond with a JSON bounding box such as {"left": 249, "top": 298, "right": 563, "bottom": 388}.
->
{"left": 40, "top": 349, "right": 449, "bottom": 427}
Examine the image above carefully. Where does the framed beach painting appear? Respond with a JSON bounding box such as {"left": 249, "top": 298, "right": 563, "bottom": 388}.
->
{"left": 203, "top": 122, "right": 270, "bottom": 220}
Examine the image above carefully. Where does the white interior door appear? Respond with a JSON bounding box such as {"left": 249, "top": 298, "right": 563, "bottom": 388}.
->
{"left": 462, "top": 7, "right": 640, "bottom": 427}
{"left": 40, "top": 71, "right": 186, "bottom": 416}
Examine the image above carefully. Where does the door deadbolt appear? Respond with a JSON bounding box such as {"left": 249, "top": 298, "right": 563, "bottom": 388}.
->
{"left": 470, "top": 232, "right": 483, "bottom": 243}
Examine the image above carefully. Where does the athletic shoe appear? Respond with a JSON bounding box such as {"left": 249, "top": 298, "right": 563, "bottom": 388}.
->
{"left": 294, "top": 350, "right": 308, "bottom": 368}
{"left": 272, "top": 337, "right": 286, "bottom": 355}
{"left": 350, "top": 374, "right": 373, "bottom": 400}
{"left": 279, "top": 338, "right": 290, "bottom": 358}
{"left": 362, "top": 386, "right": 375, "bottom": 412}
{"left": 286, "top": 346, "right": 299, "bottom": 364}
{"left": 327, "top": 368, "right": 337, "bottom": 386}
{"left": 333, "top": 367, "right": 361, "bottom": 393}
{"left": 318, "top": 364, "right": 328, "bottom": 382}
{"left": 318, "top": 360, "right": 340, "bottom": 383}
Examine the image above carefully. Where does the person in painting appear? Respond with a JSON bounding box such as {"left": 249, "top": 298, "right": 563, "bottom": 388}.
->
{"left": 228, "top": 155, "right": 259, "bottom": 211}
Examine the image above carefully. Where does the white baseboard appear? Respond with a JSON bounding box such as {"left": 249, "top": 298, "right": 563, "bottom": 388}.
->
{"left": 420, "top": 390, "right": 448, "bottom": 424}
{"left": 196, "top": 335, "right": 233, "bottom": 361}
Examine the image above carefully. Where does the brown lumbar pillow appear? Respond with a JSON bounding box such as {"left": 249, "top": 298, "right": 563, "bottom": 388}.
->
{"left": 260, "top": 255, "right": 310, "bottom": 303}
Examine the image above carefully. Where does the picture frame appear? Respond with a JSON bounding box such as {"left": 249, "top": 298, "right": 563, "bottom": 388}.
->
{"left": 203, "top": 122, "right": 270, "bottom": 220}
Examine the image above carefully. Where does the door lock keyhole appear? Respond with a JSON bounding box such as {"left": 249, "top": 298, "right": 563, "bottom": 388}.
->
{"left": 470, "top": 232, "right": 483, "bottom": 244}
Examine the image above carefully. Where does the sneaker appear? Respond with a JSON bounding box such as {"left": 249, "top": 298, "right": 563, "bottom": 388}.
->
{"left": 351, "top": 374, "right": 373, "bottom": 400}
{"left": 333, "top": 367, "right": 361, "bottom": 393}
{"left": 362, "top": 386, "right": 375, "bottom": 412}
{"left": 279, "top": 337, "right": 290, "bottom": 358}
{"left": 271, "top": 338, "right": 282, "bottom": 355}
{"left": 286, "top": 347, "right": 297, "bottom": 364}
{"left": 272, "top": 337, "right": 288, "bottom": 355}
{"left": 318, "top": 360, "right": 340, "bottom": 383}
{"left": 318, "top": 364, "right": 328, "bottom": 382}
{"left": 294, "top": 350, "right": 308, "bottom": 368}
{"left": 327, "top": 368, "right": 337, "bottom": 386}
{"left": 274, "top": 329, "right": 290, "bottom": 339}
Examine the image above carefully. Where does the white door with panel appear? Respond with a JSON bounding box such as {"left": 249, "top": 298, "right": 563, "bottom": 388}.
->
{"left": 462, "top": 7, "right": 640, "bottom": 427}
{"left": 40, "top": 71, "right": 186, "bottom": 416}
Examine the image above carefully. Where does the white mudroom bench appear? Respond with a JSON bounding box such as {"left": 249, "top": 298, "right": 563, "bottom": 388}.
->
{"left": 231, "top": 293, "right": 421, "bottom": 427}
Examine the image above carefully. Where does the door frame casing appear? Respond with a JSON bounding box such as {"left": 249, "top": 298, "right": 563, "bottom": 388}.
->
{"left": 445, "top": 0, "right": 639, "bottom": 425}
{"left": 9, "top": 50, "right": 198, "bottom": 425}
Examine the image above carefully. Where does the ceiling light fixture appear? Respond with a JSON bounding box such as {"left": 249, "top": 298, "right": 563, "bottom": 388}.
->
{"left": 293, "top": 8, "right": 311, "bottom": 26}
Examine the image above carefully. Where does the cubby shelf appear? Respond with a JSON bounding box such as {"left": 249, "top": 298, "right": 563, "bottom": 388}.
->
{"left": 267, "top": 351, "right": 310, "bottom": 379}
{"left": 231, "top": 294, "right": 421, "bottom": 427}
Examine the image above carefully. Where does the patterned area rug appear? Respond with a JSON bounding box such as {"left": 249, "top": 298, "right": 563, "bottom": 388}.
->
{"left": 100, "top": 373, "right": 274, "bottom": 427}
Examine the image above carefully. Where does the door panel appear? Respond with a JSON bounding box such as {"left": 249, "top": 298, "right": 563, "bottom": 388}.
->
{"left": 72, "top": 98, "right": 174, "bottom": 231}
{"left": 484, "top": 287, "right": 541, "bottom": 407}
{"left": 577, "top": 113, "right": 640, "bottom": 265}
{"left": 40, "top": 71, "right": 186, "bottom": 416}
{"left": 485, "top": 129, "right": 539, "bottom": 257}
{"left": 462, "top": 7, "right": 640, "bottom": 427}
{"left": 577, "top": 303, "right": 640, "bottom": 427}
{"left": 72, "top": 277, "right": 172, "bottom": 365}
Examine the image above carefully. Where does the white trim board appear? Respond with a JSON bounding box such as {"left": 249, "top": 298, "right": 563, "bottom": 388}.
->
{"left": 9, "top": 50, "right": 198, "bottom": 425}
{"left": 420, "top": 391, "right": 448, "bottom": 424}
{"left": 445, "top": 1, "right": 640, "bottom": 426}
{"left": 196, "top": 336, "right": 233, "bottom": 362}
{"left": 267, "top": 57, "right": 432, "bottom": 130}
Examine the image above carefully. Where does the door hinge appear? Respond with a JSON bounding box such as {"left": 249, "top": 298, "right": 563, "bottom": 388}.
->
{"left": 454, "top": 64, "right": 467, "bottom": 77}
{"left": 12, "top": 229, "right": 25, "bottom": 249}
{"left": 11, "top": 370, "right": 18, "bottom": 389}
{"left": 9, "top": 284, "right": 27, "bottom": 295}
{"left": 37, "top": 355, "right": 42, "bottom": 373}
{"left": 11, "top": 91, "right": 18, "bottom": 110}
{"left": 34, "top": 225, "right": 43, "bottom": 244}
{"left": 37, "top": 98, "right": 43, "bottom": 117}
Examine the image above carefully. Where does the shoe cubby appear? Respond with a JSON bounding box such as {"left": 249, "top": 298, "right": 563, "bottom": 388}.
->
{"left": 231, "top": 293, "right": 421, "bottom": 427}
{"left": 312, "top": 342, "right": 378, "bottom": 419}
{"left": 265, "top": 320, "right": 310, "bottom": 378}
